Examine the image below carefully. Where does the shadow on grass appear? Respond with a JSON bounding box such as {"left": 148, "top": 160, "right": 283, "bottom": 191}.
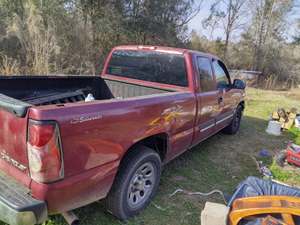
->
{"left": 46, "top": 115, "right": 292, "bottom": 225}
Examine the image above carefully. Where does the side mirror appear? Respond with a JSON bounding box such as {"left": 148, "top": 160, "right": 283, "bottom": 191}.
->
{"left": 233, "top": 79, "right": 246, "bottom": 89}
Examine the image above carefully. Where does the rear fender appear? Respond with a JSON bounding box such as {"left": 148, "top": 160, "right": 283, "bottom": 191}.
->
{"left": 121, "top": 132, "right": 171, "bottom": 163}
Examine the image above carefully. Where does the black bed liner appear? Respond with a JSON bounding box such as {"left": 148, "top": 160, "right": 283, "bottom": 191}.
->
{"left": 0, "top": 75, "right": 171, "bottom": 117}
{"left": 0, "top": 94, "right": 31, "bottom": 117}
{"left": 0, "top": 75, "right": 106, "bottom": 117}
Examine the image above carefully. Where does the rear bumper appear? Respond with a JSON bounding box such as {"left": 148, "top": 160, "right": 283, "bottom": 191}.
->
{"left": 0, "top": 171, "right": 47, "bottom": 225}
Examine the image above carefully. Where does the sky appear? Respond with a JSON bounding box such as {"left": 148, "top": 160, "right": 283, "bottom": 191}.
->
{"left": 189, "top": 1, "right": 300, "bottom": 41}
{"left": 189, "top": 3, "right": 219, "bottom": 38}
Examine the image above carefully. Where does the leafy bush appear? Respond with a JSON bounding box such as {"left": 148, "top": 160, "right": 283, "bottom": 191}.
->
{"left": 289, "top": 127, "right": 300, "bottom": 145}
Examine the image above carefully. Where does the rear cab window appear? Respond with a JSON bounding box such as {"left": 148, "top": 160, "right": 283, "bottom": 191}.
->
{"left": 106, "top": 50, "right": 188, "bottom": 87}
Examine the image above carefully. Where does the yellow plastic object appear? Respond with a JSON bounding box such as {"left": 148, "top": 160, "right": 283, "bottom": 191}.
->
{"left": 272, "top": 111, "right": 280, "bottom": 120}
{"left": 283, "top": 111, "right": 297, "bottom": 130}
{"left": 229, "top": 196, "right": 300, "bottom": 225}
{"left": 271, "top": 108, "right": 298, "bottom": 130}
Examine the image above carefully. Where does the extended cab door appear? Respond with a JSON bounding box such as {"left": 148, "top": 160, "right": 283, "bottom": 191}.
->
{"left": 192, "top": 56, "right": 220, "bottom": 146}
{"left": 212, "top": 59, "right": 236, "bottom": 131}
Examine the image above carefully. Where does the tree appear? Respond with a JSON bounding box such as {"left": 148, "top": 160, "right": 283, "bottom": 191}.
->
{"left": 203, "top": 0, "right": 247, "bottom": 59}
{"left": 293, "top": 19, "right": 300, "bottom": 44}
{"left": 119, "top": 0, "right": 203, "bottom": 45}
{"left": 8, "top": 0, "right": 58, "bottom": 74}
{"left": 0, "top": 0, "right": 202, "bottom": 74}
{"left": 0, "top": 0, "right": 298, "bottom": 88}
{"left": 246, "top": 0, "right": 293, "bottom": 72}
{"left": 238, "top": 0, "right": 299, "bottom": 88}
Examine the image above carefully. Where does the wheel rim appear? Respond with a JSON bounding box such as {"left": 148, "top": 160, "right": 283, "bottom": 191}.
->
{"left": 127, "top": 162, "right": 156, "bottom": 209}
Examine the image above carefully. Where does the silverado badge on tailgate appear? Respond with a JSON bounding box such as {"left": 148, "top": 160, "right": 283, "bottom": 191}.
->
{"left": 0, "top": 150, "right": 27, "bottom": 171}
{"left": 70, "top": 113, "right": 103, "bottom": 124}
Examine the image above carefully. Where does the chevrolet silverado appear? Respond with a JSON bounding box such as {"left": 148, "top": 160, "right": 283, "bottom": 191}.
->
{"left": 0, "top": 45, "right": 245, "bottom": 225}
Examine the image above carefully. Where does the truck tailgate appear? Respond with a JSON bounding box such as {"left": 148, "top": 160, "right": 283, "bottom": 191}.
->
{"left": 0, "top": 109, "right": 30, "bottom": 186}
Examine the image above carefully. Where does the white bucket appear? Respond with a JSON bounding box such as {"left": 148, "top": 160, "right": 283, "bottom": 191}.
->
{"left": 266, "top": 120, "right": 282, "bottom": 136}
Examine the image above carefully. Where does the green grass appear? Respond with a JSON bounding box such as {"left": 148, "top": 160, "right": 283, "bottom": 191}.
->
{"left": 270, "top": 161, "right": 300, "bottom": 184}
{"left": 4, "top": 88, "right": 300, "bottom": 225}
{"left": 270, "top": 161, "right": 292, "bottom": 181}
{"left": 289, "top": 127, "right": 300, "bottom": 145}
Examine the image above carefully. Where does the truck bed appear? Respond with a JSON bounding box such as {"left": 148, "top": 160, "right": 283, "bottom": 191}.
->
{"left": 0, "top": 76, "right": 171, "bottom": 117}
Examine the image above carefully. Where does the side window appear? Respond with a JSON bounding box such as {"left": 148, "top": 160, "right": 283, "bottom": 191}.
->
{"left": 197, "top": 57, "right": 216, "bottom": 92}
{"left": 212, "top": 60, "right": 230, "bottom": 88}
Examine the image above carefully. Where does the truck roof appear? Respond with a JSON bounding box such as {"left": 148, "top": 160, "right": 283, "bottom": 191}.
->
{"left": 113, "top": 45, "right": 221, "bottom": 60}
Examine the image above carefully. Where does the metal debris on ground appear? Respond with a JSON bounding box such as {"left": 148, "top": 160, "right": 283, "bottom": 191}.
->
{"left": 272, "top": 108, "right": 298, "bottom": 130}
{"left": 266, "top": 108, "right": 298, "bottom": 136}
{"left": 287, "top": 143, "right": 300, "bottom": 165}
{"left": 275, "top": 150, "right": 287, "bottom": 167}
{"left": 251, "top": 156, "right": 273, "bottom": 179}
{"left": 169, "top": 188, "right": 227, "bottom": 204}
{"left": 258, "top": 161, "right": 273, "bottom": 179}
{"left": 151, "top": 202, "right": 167, "bottom": 211}
{"left": 275, "top": 142, "right": 300, "bottom": 169}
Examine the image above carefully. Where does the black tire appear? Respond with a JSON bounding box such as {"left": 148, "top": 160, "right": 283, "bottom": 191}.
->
{"left": 105, "top": 145, "right": 162, "bottom": 220}
{"left": 222, "top": 105, "right": 243, "bottom": 135}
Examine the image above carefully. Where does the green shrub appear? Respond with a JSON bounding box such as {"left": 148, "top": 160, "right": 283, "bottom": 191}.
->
{"left": 289, "top": 127, "right": 300, "bottom": 145}
{"left": 270, "top": 161, "right": 291, "bottom": 182}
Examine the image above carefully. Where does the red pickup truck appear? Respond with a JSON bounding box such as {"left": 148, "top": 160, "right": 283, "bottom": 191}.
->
{"left": 0, "top": 45, "right": 245, "bottom": 225}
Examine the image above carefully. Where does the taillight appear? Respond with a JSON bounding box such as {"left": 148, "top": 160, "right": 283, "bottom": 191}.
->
{"left": 27, "top": 120, "right": 64, "bottom": 183}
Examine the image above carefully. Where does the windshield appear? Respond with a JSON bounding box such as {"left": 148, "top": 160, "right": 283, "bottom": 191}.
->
{"left": 106, "top": 50, "right": 188, "bottom": 87}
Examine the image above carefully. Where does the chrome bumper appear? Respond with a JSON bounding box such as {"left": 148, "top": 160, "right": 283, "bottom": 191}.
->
{"left": 0, "top": 171, "right": 47, "bottom": 225}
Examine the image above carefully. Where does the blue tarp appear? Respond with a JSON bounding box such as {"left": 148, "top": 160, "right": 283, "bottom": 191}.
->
{"left": 228, "top": 177, "right": 300, "bottom": 225}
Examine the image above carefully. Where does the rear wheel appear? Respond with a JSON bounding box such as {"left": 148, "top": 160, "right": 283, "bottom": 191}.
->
{"left": 105, "top": 145, "right": 161, "bottom": 220}
{"left": 223, "top": 105, "right": 243, "bottom": 135}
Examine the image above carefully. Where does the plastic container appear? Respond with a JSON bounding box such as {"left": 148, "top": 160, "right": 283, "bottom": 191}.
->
{"left": 85, "top": 93, "right": 95, "bottom": 102}
{"left": 266, "top": 120, "right": 281, "bottom": 136}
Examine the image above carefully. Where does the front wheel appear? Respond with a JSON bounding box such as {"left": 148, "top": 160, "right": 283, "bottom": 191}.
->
{"left": 105, "top": 145, "right": 161, "bottom": 220}
{"left": 222, "top": 105, "right": 243, "bottom": 135}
